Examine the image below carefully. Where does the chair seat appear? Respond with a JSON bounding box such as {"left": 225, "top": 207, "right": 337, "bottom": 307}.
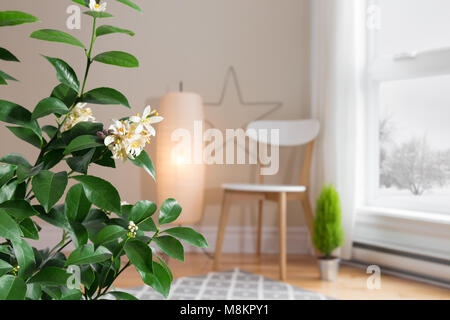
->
{"left": 222, "top": 183, "right": 306, "bottom": 193}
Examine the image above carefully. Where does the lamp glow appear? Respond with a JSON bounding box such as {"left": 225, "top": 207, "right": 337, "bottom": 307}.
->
{"left": 156, "top": 92, "right": 205, "bottom": 225}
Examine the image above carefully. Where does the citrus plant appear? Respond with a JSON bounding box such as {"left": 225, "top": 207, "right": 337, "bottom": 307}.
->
{"left": 313, "top": 184, "right": 344, "bottom": 259}
{"left": 0, "top": 0, "right": 208, "bottom": 300}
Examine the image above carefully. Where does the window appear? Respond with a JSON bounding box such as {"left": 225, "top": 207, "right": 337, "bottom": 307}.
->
{"left": 366, "top": 0, "right": 450, "bottom": 217}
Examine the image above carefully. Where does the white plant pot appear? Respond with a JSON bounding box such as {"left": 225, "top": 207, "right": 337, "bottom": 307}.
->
{"left": 318, "top": 258, "right": 340, "bottom": 281}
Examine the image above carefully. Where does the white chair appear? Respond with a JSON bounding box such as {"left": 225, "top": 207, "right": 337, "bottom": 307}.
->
{"left": 213, "top": 119, "right": 320, "bottom": 280}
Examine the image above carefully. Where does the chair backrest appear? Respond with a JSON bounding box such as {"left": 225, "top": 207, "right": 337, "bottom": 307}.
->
{"left": 246, "top": 119, "right": 320, "bottom": 187}
{"left": 246, "top": 119, "right": 320, "bottom": 147}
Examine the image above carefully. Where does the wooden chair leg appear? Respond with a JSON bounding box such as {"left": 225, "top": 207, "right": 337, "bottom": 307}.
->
{"left": 300, "top": 192, "right": 320, "bottom": 256}
{"left": 256, "top": 200, "right": 263, "bottom": 255}
{"left": 278, "top": 192, "right": 287, "bottom": 281}
{"left": 213, "top": 191, "right": 231, "bottom": 270}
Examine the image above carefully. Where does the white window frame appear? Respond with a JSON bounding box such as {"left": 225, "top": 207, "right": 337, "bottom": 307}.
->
{"left": 354, "top": 0, "right": 450, "bottom": 274}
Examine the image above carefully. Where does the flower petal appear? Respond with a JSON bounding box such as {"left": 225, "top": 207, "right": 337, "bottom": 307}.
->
{"left": 104, "top": 135, "right": 115, "bottom": 146}
{"left": 148, "top": 116, "right": 164, "bottom": 124}
{"left": 143, "top": 105, "right": 151, "bottom": 118}
{"left": 129, "top": 116, "right": 141, "bottom": 123}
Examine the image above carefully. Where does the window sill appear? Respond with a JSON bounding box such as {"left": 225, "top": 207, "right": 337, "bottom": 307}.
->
{"left": 357, "top": 206, "right": 450, "bottom": 226}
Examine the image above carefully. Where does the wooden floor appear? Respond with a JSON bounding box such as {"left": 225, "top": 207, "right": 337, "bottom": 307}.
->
{"left": 114, "top": 253, "right": 450, "bottom": 300}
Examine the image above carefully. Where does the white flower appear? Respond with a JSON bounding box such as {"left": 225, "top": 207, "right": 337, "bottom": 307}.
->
{"left": 127, "top": 221, "right": 138, "bottom": 238}
{"left": 62, "top": 103, "right": 95, "bottom": 132}
{"left": 89, "top": 0, "right": 107, "bottom": 12}
{"left": 104, "top": 106, "right": 162, "bottom": 161}
{"left": 129, "top": 105, "right": 163, "bottom": 136}
{"left": 126, "top": 135, "right": 148, "bottom": 159}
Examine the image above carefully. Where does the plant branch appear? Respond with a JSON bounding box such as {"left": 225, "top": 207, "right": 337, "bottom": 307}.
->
{"left": 80, "top": 17, "right": 97, "bottom": 96}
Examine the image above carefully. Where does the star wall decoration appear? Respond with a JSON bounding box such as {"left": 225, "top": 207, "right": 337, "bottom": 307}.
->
{"left": 204, "top": 66, "right": 283, "bottom": 152}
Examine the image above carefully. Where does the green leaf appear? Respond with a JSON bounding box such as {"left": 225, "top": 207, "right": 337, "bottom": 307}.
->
{"left": 84, "top": 11, "right": 114, "bottom": 19}
{"left": 156, "top": 256, "right": 173, "bottom": 282}
{"left": 115, "top": 0, "right": 142, "bottom": 12}
{"left": 26, "top": 283, "right": 42, "bottom": 300}
{"left": 0, "top": 260, "right": 13, "bottom": 277}
{"left": 61, "top": 288, "right": 82, "bottom": 300}
{"left": 80, "top": 265, "right": 95, "bottom": 289}
{"left": 130, "top": 151, "right": 156, "bottom": 181}
{"left": 65, "top": 244, "right": 111, "bottom": 266}
{"left": 73, "top": 175, "right": 121, "bottom": 214}
{"left": 71, "top": 0, "right": 89, "bottom": 7}
{"left": 139, "top": 217, "right": 157, "bottom": 232}
{"left": 65, "top": 184, "right": 91, "bottom": 223}
{"left": 93, "top": 149, "right": 116, "bottom": 168}
{"left": 0, "top": 11, "right": 39, "bottom": 27}
{"left": 32, "top": 97, "right": 69, "bottom": 120}
{"left": 32, "top": 171, "right": 68, "bottom": 212}
{"left": 0, "top": 180, "right": 19, "bottom": 204}
{"left": 43, "top": 56, "right": 80, "bottom": 92}
{"left": 159, "top": 198, "right": 182, "bottom": 225}
{"left": 16, "top": 163, "right": 43, "bottom": 183}
{"left": 69, "top": 222, "right": 88, "bottom": 248}
{"left": 41, "top": 286, "right": 62, "bottom": 300}
{"left": 35, "top": 205, "right": 70, "bottom": 230}
{"left": 42, "top": 149, "right": 65, "bottom": 170}
{"left": 29, "top": 267, "right": 70, "bottom": 286}
{"left": 12, "top": 238, "right": 35, "bottom": 278}
{"left": 96, "top": 25, "right": 135, "bottom": 37}
{"left": 139, "top": 261, "right": 172, "bottom": 298}
{"left": 124, "top": 239, "right": 153, "bottom": 274}
{"left": 0, "top": 164, "right": 16, "bottom": 187}
{"left": 7, "top": 126, "right": 42, "bottom": 148}
{"left": 19, "top": 218, "right": 39, "bottom": 240}
{"left": 42, "top": 125, "right": 58, "bottom": 139}
{"left": 67, "top": 148, "right": 95, "bottom": 175}
{"left": 0, "top": 153, "right": 31, "bottom": 168}
{"left": 93, "top": 51, "right": 139, "bottom": 68}
{"left": 0, "top": 209, "right": 23, "bottom": 240}
{"left": 30, "top": 29, "right": 85, "bottom": 49}
{"left": 51, "top": 84, "right": 78, "bottom": 108}
{"left": 108, "top": 291, "right": 138, "bottom": 300}
{"left": 0, "top": 47, "right": 19, "bottom": 62}
{"left": 64, "top": 135, "right": 103, "bottom": 155}
{"left": 129, "top": 200, "right": 157, "bottom": 224}
{"left": 61, "top": 122, "right": 103, "bottom": 144}
{"left": 154, "top": 236, "right": 184, "bottom": 262}
{"left": 12, "top": 182, "right": 26, "bottom": 200}
{"left": 0, "top": 200, "right": 39, "bottom": 220}
{"left": 0, "top": 73, "right": 6, "bottom": 85}
{"left": 0, "top": 100, "right": 41, "bottom": 137}
{"left": 0, "top": 69, "right": 18, "bottom": 82}
{"left": 81, "top": 87, "right": 130, "bottom": 108}
{"left": 0, "top": 275, "right": 27, "bottom": 300}
{"left": 163, "top": 227, "right": 209, "bottom": 248}
{"left": 94, "top": 225, "right": 126, "bottom": 246}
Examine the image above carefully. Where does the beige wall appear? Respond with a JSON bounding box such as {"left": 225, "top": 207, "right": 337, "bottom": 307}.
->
{"left": 0, "top": 0, "right": 311, "bottom": 231}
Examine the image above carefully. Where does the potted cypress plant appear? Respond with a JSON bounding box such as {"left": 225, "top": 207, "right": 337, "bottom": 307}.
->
{"left": 313, "top": 184, "right": 344, "bottom": 281}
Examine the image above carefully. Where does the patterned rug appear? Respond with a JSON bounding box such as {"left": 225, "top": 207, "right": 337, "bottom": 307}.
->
{"left": 117, "top": 268, "right": 330, "bottom": 300}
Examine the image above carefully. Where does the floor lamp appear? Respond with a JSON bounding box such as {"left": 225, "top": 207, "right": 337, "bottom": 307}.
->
{"left": 155, "top": 91, "right": 205, "bottom": 225}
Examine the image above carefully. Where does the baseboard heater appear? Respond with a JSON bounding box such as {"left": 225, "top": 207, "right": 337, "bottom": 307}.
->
{"left": 350, "top": 242, "right": 450, "bottom": 288}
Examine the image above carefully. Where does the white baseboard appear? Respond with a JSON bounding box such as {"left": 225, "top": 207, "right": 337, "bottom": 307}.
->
{"left": 30, "top": 224, "right": 313, "bottom": 255}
